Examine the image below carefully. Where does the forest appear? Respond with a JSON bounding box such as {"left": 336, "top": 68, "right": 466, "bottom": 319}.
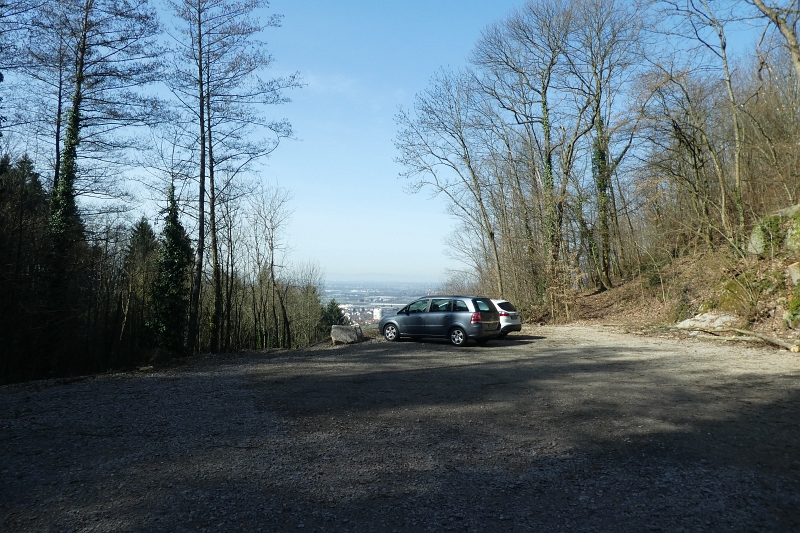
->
{"left": 395, "top": 0, "right": 800, "bottom": 323}
{"left": 0, "top": 0, "right": 798, "bottom": 382}
{"left": 0, "top": 0, "right": 349, "bottom": 382}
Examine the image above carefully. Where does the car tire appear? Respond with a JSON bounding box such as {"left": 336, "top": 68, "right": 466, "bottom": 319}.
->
{"left": 449, "top": 327, "right": 467, "bottom": 347}
{"left": 383, "top": 323, "right": 399, "bottom": 342}
{"left": 498, "top": 332, "right": 508, "bottom": 339}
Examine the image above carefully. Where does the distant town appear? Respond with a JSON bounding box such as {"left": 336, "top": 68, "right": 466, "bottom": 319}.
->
{"left": 323, "top": 282, "right": 437, "bottom": 327}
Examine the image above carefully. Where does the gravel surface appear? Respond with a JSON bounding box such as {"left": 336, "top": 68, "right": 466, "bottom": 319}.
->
{"left": 2, "top": 325, "right": 800, "bottom": 532}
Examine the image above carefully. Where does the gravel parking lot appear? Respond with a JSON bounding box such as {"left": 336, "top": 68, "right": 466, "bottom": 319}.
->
{"left": 2, "top": 325, "right": 800, "bottom": 532}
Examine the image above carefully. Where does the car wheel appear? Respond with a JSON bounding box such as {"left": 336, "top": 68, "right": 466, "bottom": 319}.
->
{"left": 383, "top": 323, "right": 399, "bottom": 342}
{"left": 498, "top": 332, "right": 508, "bottom": 339}
{"left": 449, "top": 327, "right": 467, "bottom": 347}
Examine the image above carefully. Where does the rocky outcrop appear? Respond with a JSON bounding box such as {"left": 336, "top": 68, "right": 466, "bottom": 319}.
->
{"left": 788, "top": 262, "right": 800, "bottom": 287}
{"left": 331, "top": 324, "right": 363, "bottom": 345}
{"left": 676, "top": 312, "right": 739, "bottom": 330}
{"left": 746, "top": 204, "right": 800, "bottom": 256}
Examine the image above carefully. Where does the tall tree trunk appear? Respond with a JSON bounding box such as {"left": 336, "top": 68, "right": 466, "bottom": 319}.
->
{"left": 207, "top": 76, "right": 222, "bottom": 353}
{"left": 717, "top": 21, "right": 746, "bottom": 242}
{"left": 53, "top": 39, "right": 65, "bottom": 190}
{"left": 592, "top": 125, "right": 613, "bottom": 291}
{"left": 541, "top": 80, "right": 558, "bottom": 268}
{"left": 50, "top": 0, "right": 91, "bottom": 251}
{"left": 224, "top": 211, "right": 235, "bottom": 352}
{"left": 277, "top": 282, "right": 291, "bottom": 349}
{"left": 188, "top": 3, "right": 206, "bottom": 356}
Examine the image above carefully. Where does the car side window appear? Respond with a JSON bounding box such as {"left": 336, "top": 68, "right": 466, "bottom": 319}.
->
{"left": 453, "top": 300, "right": 469, "bottom": 312}
{"left": 430, "top": 299, "right": 450, "bottom": 312}
{"left": 408, "top": 299, "right": 429, "bottom": 313}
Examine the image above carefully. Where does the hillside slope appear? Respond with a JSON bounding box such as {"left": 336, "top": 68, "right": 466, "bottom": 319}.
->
{"left": 565, "top": 248, "right": 800, "bottom": 344}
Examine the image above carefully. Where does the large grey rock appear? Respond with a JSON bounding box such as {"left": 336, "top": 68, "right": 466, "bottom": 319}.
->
{"left": 331, "top": 324, "right": 363, "bottom": 345}
{"left": 746, "top": 224, "right": 768, "bottom": 256}
{"left": 788, "top": 262, "right": 800, "bottom": 287}
{"left": 786, "top": 218, "right": 800, "bottom": 252}
{"left": 676, "top": 312, "right": 738, "bottom": 330}
{"left": 746, "top": 204, "right": 800, "bottom": 256}
{"left": 773, "top": 204, "right": 800, "bottom": 218}
{"left": 783, "top": 311, "right": 799, "bottom": 330}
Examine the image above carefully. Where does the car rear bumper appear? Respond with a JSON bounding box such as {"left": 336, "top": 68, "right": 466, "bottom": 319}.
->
{"left": 501, "top": 324, "right": 522, "bottom": 333}
{"left": 469, "top": 322, "right": 501, "bottom": 339}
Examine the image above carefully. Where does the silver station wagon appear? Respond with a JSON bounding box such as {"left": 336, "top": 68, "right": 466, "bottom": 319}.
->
{"left": 378, "top": 296, "right": 501, "bottom": 346}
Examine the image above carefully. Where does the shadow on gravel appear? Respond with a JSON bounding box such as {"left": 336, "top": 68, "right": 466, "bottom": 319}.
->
{"left": 394, "top": 334, "right": 545, "bottom": 346}
{"left": 239, "top": 339, "right": 800, "bottom": 531}
{"left": 1, "top": 336, "right": 799, "bottom": 532}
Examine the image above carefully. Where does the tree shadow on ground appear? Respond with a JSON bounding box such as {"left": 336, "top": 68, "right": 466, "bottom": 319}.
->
{"left": 2, "top": 337, "right": 799, "bottom": 532}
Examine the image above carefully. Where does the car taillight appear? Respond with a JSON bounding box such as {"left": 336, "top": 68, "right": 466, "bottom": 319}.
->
{"left": 498, "top": 311, "right": 510, "bottom": 317}
{"left": 470, "top": 312, "right": 482, "bottom": 323}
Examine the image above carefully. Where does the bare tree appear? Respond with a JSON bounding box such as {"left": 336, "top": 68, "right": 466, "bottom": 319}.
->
{"left": 751, "top": 0, "right": 800, "bottom": 83}
{"left": 564, "top": 0, "right": 643, "bottom": 289}
{"left": 395, "top": 69, "right": 505, "bottom": 295}
{"left": 473, "top": 0, "right": 574, "bottom": 271}
{"left": 242, "top": 181, "right": 292, "bottom": 349}
{"left": 657, "top": 0, "right": 761, "bottom": 243}
{"left": 167, "top": 0, "right": 300, "bottom": 353}
{"left": 16, "top": 0, "right": 162, "bottom": 191}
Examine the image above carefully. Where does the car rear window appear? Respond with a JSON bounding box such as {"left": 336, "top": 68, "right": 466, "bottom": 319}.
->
{"left": 473, "top": 298, "right": 494, "bottom": 312}
{"left": 497, "top": 301, "right": 517, "bottom": 312}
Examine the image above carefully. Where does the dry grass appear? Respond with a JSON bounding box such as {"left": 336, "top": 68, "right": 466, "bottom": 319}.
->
{"left": 567, "top": 248, "right": 800, "bottom": 341}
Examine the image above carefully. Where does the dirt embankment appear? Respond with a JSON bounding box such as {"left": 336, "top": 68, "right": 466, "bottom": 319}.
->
{"left": 2, "top": 325, "right": 800, "bottom": 532}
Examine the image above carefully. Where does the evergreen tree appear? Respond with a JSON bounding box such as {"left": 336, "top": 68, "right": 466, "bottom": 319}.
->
{"left": 120, "top": 217, "right": 159, "bottom": 355}
{"left": 0, "top": 154, "right": 51, "bottom": 381}
{"left": 149, "top": 185, "right": 192, "bottom": 356}
{"left": 320, "top": 299, "right": 349, "bottom": 331}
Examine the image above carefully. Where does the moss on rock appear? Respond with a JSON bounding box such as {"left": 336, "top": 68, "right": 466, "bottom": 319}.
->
{"left": 785, "top": 212, "right": 800, "bottom": 252}
{"left": 717, "top": 274, "right": 770, "bottom": 318}
{"left": 746, "top": 204, "right": 800, "bottom": 257}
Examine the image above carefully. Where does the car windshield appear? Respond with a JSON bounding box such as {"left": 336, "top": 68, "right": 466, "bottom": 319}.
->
{"left": 408, "top": 300, "right": 429, "bottom": 313}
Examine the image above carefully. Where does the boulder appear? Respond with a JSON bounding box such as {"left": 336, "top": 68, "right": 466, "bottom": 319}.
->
{"left": 783, "top": 311, "right": 800, "bottom": 330}
{"left": 786, "top": 219, "right": 800, "bottom": 252}
{"left": 331, "top": 324, "right": 363, "bottom": 345}
{"left": 746, "top": 204, "right": 800, "bottom": 256}
{"left": 788, "top": 262, "right": 800, "bottom": 287}
{"left": 676, "top": 312, "right": 739, "bottom": 330}
{"left": 745, "top": 224, "right": 768, "bottom": 256}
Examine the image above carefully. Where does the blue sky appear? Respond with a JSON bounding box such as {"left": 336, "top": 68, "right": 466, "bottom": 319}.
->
{"left": 259, "top": 1, "right": 524, "bottom": 284}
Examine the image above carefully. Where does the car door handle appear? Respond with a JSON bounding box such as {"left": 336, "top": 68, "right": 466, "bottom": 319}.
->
{"left": 444, "top": 315, "right": 450, "bottom": 319}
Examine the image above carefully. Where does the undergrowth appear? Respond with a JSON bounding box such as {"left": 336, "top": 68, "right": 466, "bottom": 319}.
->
{"left": 570, "top": 247, "right": 800, "bottom": 333}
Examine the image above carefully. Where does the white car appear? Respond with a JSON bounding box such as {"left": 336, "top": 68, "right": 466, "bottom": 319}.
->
{"left": 491, "top": 299, "right": 522, "bottom": 338}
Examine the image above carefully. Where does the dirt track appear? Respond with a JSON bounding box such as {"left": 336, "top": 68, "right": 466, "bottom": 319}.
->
{"left": 2, "top": 325, "right": 800, "bottom": 532}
